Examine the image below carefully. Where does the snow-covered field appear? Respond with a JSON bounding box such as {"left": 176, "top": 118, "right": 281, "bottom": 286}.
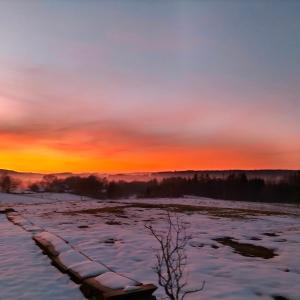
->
{"left": 0, "top": 213, "right": 83, "bottom": 300}
{"left": 0, "top": 192, "right": 299, "bottom": 300}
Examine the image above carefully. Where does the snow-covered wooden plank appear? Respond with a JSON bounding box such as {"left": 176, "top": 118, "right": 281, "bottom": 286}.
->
{"left": 54, "top": 249, "right": 88, "bottom": 271}
{"left": 92, "top": 272, "right": 139, "bottom": 290}
{"left": 33, "top": 231, "right": 71, "bottom": 256}
{"left": 68, "top": 260, "right": 108, "bottom": 281}
{"left": 82, "top": 274, "right": 157, "bottom": 300}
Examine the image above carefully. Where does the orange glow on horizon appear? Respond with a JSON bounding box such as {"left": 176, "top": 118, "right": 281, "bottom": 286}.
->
{"left": 0, "top": 2, "right": 300, "bottom": 173}
{"left": 1, "top": 130, "right": 299, "bottom": 173}
{"left": 0, "top": 109, "right": 300, "bottom": 173}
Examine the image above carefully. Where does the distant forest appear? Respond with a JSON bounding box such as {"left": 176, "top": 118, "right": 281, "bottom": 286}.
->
{"left": 10, "top": 171, "right": 297, "bottom": 204}
{"left": 1, "top": 172, "right": 299, "bottom": 204}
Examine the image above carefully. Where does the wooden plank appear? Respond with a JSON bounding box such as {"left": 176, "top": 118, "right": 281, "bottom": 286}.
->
{"left": 81, "top": 277, "right": 157, "bottom": 300}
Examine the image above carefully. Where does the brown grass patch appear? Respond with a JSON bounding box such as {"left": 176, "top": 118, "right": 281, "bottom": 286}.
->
{"left": 126, "top": 202, "right": 288, "bottom": 219}
{"left": 272, "top": 295, "right": 290, "bottom": 300}
{"left": 61, "top": 205, "right": 129, "bottom": 215}
{"left": 214, "top": 237, "right": 277, "bottom": 259}
{"left": 105, "top": 220, "right": 122, "bottom": 225}
{"left": 59, "top": 202, "right": 289, "bottom": 219}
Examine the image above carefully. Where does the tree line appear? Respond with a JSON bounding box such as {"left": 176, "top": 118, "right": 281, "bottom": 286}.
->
{"left": 24, "top": 172, "right": 300, "bottom": 204}
{"left": 1, "top": 172, "right": 299, "bottom": 204}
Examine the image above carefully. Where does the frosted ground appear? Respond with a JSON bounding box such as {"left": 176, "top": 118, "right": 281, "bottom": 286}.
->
{"left": 0, "top": 192, "right": 299, "bottom": 300}
{"left": 0, "top": 213, "right": 83, "bottom": 300}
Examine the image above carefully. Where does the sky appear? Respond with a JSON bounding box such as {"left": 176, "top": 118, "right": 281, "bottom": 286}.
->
{"left": 0, "top": 1, "right": 299, "bottom": 173}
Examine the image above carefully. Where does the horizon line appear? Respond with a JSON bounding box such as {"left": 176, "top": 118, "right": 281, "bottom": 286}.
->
{"left": 1, "top": 167, "right": 299, "bottom": 176}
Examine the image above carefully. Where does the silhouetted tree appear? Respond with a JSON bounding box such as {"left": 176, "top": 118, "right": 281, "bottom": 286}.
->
{"left": 0, "top": 175, "right": 20, "bottom": 193}
{"left": 28, "top": 183, "right": 41, "bottom": 193}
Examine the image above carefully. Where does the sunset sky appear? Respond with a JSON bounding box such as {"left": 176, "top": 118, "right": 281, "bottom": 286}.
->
{"left": 0, "top": 1, "right": 300, "bottom": 173}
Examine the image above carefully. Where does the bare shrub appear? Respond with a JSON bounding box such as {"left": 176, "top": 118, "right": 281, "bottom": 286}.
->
{"left": 145, "top": 212, "right": 205, "bottom": 300}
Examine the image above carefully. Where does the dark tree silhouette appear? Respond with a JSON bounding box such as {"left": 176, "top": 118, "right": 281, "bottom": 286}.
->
{"left": 30, "top": 172, "right": 300, "bottom": 204}
{"left": 0, "top": 175, "right": 20, "bottom": 193}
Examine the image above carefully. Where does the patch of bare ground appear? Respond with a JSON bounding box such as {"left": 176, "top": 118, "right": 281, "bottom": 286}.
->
{"left": 272, "top": 296, "right": 290, "bottom": 300}
{"left": 0, "top": 207, "right": 15, "bottom": 214}
{"left": 78, "top": 225, "right": 89, "bottom": 229}
{"left": 214, "top": 237, "right": 277, "bottom": 259}
{"left": 58, "top": 202, "right": 292, "bottom": 219}
{"left": 61, "top": 205, "right": 128, "bottom": 215}
{"left": 105, "top": 220, "right": 122, "bottom": 225}
{"left": 263, "top": 232, "right": 280, "bottom": 237}
{"left": 103, "top": 238, "right": 123, "bottom": 244}
{"left": 126, "top": 202, "right": 291, "bottom": 219}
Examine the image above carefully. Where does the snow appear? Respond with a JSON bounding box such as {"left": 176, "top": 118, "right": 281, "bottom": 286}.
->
{"left": 34, "top": 231, "right": 71, "bottom": 256}
{"left": 68, "top": 260, "right": 108, "bottom": 280}
{"left": 0, "top": 192, "right": 94, "bottom": 205}
{"left": 0, "top": 214, "right": 84, "bottom": 300}
{"left": 94, "top": 272, "right": 139, "bottom": 290}
{"left": 7, "top": 214, "right": 31, "bottom": 226}
{"left": 57, "top": 250, "right": 87, "bottom": 269}
{"left": 1, "top": 192, "right": 300, "bottom": 300}
{"left": 22, "top": 224, "right": 43, "bottom": 233}
{"left": 123, "top": 285, "right": 141, "bottom": 292}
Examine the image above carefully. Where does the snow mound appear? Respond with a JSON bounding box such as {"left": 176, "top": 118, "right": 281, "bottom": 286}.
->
{"left": 68, "top": 260, "right": 108, "bottom": 280}
{"left": 7, "top": 214, "right": 31, "bottom": 227}
{"left": 94, "top": 272, "right": 139, "bottom": 290}
{"left": 34, "top": 231, "right": 71, "bottom": 256}
{"left": 123, "top": 285, "right": 141, "bottom": 292}
{"left": 22, "top": 224, "right": 43, "bottom": 233}
{"left": 57, "top": 249, "right": 87, "bottom": 269}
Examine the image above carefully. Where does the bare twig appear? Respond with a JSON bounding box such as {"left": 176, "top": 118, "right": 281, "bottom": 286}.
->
{"left": 145, "top": 212, "right": 205, "bottom": 300}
